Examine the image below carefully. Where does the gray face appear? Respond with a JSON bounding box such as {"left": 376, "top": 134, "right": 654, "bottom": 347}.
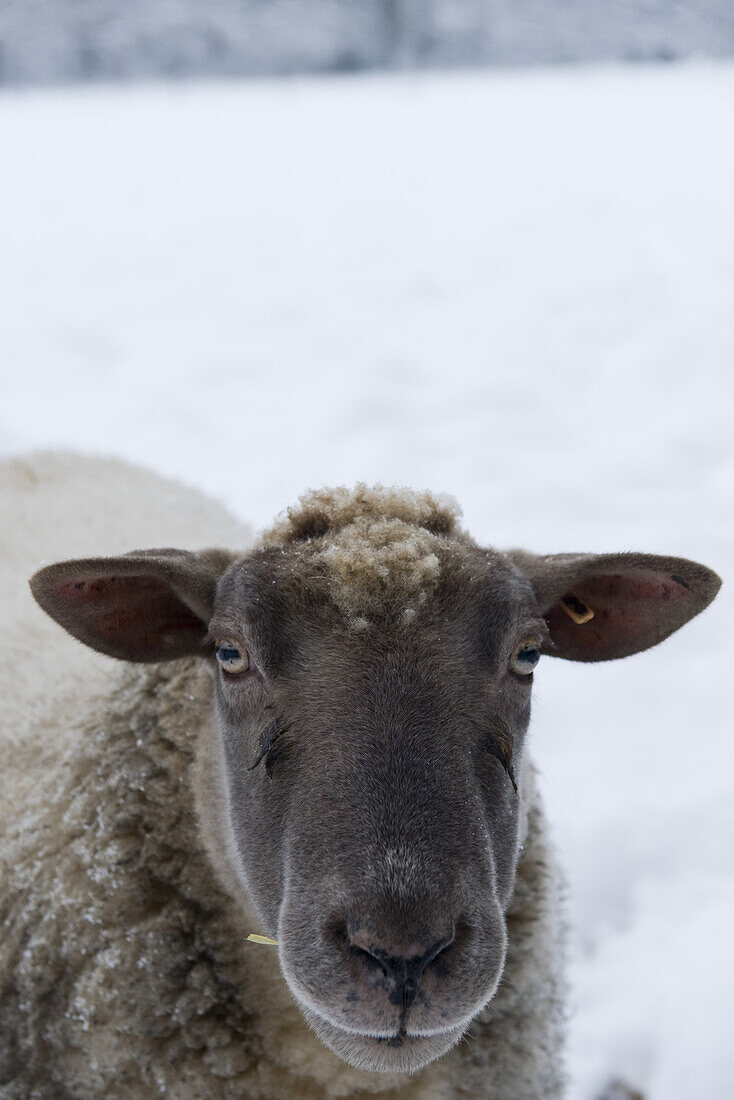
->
{"left": 30, "top": 486, "right": 721, "bottom": 1075}
{"left": 209, "top": 543, "right": 544, "bottom": 1072}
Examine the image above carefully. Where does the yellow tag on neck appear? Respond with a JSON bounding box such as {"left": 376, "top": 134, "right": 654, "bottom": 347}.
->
{"left": 247, "top": 933, "right": 279, "bottom": 946}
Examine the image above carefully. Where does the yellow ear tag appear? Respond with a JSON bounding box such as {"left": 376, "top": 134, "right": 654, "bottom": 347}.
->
{"left": 559, "top": 591, "right": 595, "bottom": 625}
{"left": 247, "top": 933, "right": 279, "bottom": 946}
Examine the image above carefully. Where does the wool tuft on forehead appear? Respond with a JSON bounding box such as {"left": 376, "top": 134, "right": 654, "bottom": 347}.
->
{"left": 261, "top": 485, "right": 463, "bottom": 619}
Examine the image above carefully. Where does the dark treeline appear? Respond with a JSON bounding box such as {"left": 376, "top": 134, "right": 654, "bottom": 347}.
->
{"left": 1, "top": 0, "right": 733, "bottom": 84}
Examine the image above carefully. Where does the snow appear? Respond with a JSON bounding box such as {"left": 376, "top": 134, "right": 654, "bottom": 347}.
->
{"left": 1, "top": 62, "right": 732, "bottom": 1099}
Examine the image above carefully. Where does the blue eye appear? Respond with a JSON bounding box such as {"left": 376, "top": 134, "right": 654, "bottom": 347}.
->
{"left": 510, "top": 641, "right": 541, "bottom": 676}
{"left": 216, "top": 640, "right": 249, "bottom": 674}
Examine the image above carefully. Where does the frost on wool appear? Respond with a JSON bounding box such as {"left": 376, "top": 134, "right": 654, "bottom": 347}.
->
{"left": 260, "top": 484, "right": 464, "bottom": 620}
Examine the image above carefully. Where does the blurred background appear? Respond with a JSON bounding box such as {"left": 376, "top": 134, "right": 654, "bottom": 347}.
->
{"left": 1, "top": 3, "right": 732, "bottom": 1098}
{"left": 2, "top": 0, "right": 734, "bottom": 81}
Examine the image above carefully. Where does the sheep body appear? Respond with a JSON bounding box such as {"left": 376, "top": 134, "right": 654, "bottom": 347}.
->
{"left": 0, "top": 453, "right": 564, "bottom": 1099}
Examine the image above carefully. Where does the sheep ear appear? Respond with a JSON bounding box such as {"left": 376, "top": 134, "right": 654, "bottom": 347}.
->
{"left": 507, "top": 550, "right": 721, "bottom": 662}
{"left": 29, "top": 549, "right": 236, "bottom": 662}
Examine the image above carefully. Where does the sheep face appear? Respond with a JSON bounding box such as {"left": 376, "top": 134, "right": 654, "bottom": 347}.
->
{"left": 209, "top": 540, "right": 536, "bottom": 1073}
{"left": 29, "top": 486, "right": 721, "bottom": 1075}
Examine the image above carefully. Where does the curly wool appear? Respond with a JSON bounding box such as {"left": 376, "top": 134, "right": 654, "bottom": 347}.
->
{"left": 261, "top": 485, "right": 462, "bottom": 619}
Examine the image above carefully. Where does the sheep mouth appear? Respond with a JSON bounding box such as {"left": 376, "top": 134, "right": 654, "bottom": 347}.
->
{"left": 301, "top": 1007, "right": 466, "bottom": 1073}
{"left": 376, "top": 1029, "right": 409, "bottom": 1047}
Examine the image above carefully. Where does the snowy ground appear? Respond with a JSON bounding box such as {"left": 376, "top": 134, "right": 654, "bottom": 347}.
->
{"left": 1, "top": 62, "right": 732, "bottom": 1099}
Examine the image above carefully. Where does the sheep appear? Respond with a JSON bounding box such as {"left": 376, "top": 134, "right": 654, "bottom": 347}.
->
{"left": 0, "top": 451, "right": 721, "bottom": 1100}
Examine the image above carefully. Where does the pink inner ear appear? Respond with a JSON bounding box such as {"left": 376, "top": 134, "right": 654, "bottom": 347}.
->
{"left": 545, "top": 571, "right": 694, "bottom": 661}
{"left": 57, "top": 573, "right": 205, "bottom": 660}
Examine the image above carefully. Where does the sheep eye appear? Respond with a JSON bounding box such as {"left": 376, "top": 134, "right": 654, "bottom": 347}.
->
{"left": 509, "top": 641, "right": 541, "bottom": 677}
{"left": 216, "top": 640, "right": 249, "bottom": 675}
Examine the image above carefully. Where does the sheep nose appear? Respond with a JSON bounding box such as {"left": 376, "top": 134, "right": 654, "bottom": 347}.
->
{"left": 347, "top": 926, "right": 455, "bottom": 1007}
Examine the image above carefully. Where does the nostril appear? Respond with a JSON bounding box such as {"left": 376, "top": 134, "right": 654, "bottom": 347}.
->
{"left": 418, "top": 930, "right": 454, "bottom": 976}
{"left": 345, "top": 925, "right": 456, "bottom": 1005}
{"left": 348, "top": 940, "right": 392, "bottom": 980}
{"left": 326, "top": 917, "right": 392, "bottom": 977}
{"left": 404, "top": 931, "right": 455, "bottom": 998}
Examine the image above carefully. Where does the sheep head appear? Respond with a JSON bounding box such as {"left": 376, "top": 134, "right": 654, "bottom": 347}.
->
{"left": 30, "top": 485, "right": 721, "bottom": 1074}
